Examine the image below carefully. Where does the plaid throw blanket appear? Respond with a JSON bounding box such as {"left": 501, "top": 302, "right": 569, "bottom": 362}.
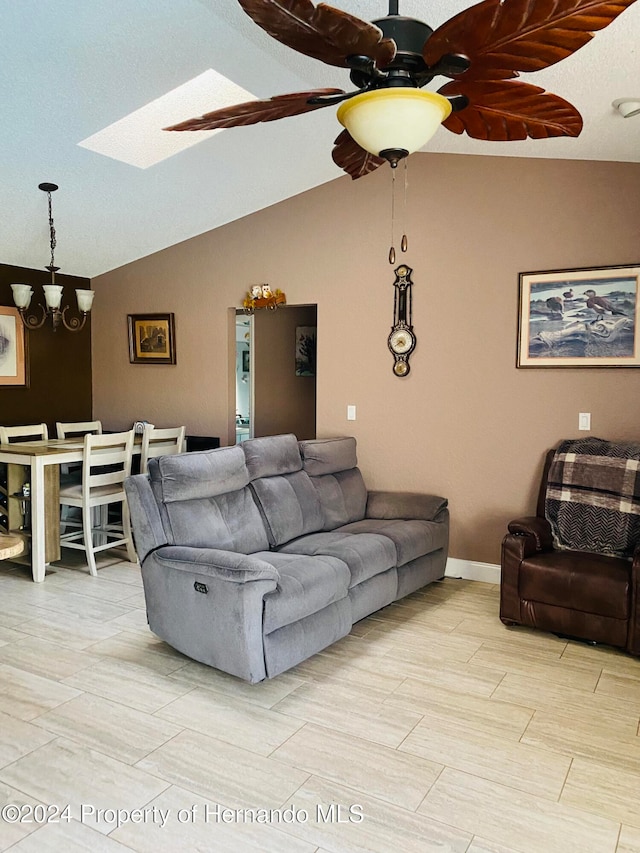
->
{"left": 545, "top": 437, "right": 640, "bottom": 560}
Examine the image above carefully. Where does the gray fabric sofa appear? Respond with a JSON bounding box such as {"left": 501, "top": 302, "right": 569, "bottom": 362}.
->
{"left": 124, "top": 433, "right": 449, "bottom": 683}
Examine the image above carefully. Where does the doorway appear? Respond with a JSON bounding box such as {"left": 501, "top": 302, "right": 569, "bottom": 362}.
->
{"left": 234, "top": 305, "right": 317, "bottom": 443}
{"left": 235, "top": 314, "right": 253, "bottom": 443}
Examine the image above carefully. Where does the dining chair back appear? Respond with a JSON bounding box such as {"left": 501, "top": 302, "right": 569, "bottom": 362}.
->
{"left": 0, "top": 424, "right": 48, "bottom": 444}
{"left": 55, "top": 420, "right": 103, "bottom": 490}
{"left": 56, "top": 420, "right": 103, "bottom": 439}
{"left": 140, "top": 425, "right": 186, "bottom": 474}
{"left": 59, "top": 429, "right": 137, "bottom": 575}
{"left": 0, "top": 424, "right": 49, "bottom": 544}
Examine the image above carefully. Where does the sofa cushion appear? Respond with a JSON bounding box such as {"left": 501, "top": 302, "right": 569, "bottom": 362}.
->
{"left": 300, "top": 438, "right": 367, "bottom": 530}
{"left": 337, "top": 518, "right": 448, "bottom": 567}
{"left": 278, "top": 530, "right": 396, "bottom": 588}
{"left": 300, "top": 437, "right": 357, "bottom": 476}
{"left": 310, "top": 469, "right": 368, "bottom": 531}
{"left": 163, "top": 488, "right": 270, "bottom": 554}
{"left": 251, "top": 470, "right": 324, "bottom": 547}
{"left": 243, "top": 434, "right": 302, "bottom": 479}
{"left": 147, "top": 445, "right": 269, "bottom": 554}
{"left": 300, "top": 437, "right": 367, "bottom": 530}
{"left": 520, "top": 550, "right": 630, "bottom": 619}
{"left": 258, "top": 551, "right": 350, "bottom": 633}
{"left": 149, "top": 446, "right": 248, "bottom": 502}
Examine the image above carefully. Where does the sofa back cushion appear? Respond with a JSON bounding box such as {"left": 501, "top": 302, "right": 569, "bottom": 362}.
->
{"left": 300, "top": 437, "right": 367, "bottom": 531}
{"left": 243, "top": 433, "right": 301, "bottom": 479}
{"left": 148, "top": 446, "right": 269, "bottom": 553}
{"left": 243, "top": 434, "right": 324, "bottom": 547}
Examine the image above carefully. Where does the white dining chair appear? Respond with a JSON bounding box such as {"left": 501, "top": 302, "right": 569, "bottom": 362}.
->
{"left": 58, "top": 430, "right": 137, "bottom": 575}
{"left": 56, "top": 421, "right": 102, "bottom": 480}
{"left": 0, "top": 424, "right": 49, "bottom": 543}
{"left": 55, "top": 419, "right": 104, "bottom": 503}
{"left": 56, "top": 420, "right": 102, "bottom": 439}
{"left": 0, "top": 424, "right": 48, "bottom": 444}
{"left": 140, "top": 425, "right": 186, "bottom": 474}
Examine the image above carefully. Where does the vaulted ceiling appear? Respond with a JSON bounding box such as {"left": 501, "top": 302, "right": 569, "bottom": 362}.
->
{"left": 2, "top": 0, "right": 639, "bottom": 278}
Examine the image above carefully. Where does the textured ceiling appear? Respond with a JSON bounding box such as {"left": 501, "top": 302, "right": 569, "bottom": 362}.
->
{"left": 1, "top": 0, "right": 639, "bottom": 278}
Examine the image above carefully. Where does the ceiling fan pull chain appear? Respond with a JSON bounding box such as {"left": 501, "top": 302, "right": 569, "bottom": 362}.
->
{"left": 401, "top": 159, "right": 408, "bottom": 254}
{"left": 389, "top": 167, "right": 396, "bottom": 265}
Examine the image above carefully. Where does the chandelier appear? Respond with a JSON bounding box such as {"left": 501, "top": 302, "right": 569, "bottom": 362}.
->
{"left": 11, "top": 183, "right": 95, "bottom": 332}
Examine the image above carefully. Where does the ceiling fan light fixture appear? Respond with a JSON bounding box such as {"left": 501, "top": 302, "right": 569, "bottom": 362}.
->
{"left": 336, "top": 89, "right": 452, "bottom": 164}
{"left": 612, "top": 98, "right": 640, "bottom": 118}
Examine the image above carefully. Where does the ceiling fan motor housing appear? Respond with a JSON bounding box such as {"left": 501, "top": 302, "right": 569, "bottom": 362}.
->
{"left": 349, "top": 15, "right": 433, "bottom": 89}
{"left": 373, "top": 15, "right": 433, "bottom": 77}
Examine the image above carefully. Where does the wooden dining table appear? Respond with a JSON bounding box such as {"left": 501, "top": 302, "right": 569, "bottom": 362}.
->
{"left": 0, "top": 435, "right": 167, "bottom": 583}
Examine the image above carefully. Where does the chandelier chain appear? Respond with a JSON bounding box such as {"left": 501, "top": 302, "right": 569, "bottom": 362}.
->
{"left": 401, "top": 159, "right": 408, "bottom": 254}
{"left": 389, "top": 167, "right": 398, "bottom": 265}
{"left": 46, "top": 190, "right": 57, "bottom": 270}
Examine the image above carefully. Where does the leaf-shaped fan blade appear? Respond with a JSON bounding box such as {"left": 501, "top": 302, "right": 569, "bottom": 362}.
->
{"left": 425, "top": 0, "right": 637, "bottom": 80}
{"left": 438, "top": 80, "right": 583, "bottom": 140}
{"left": 332, "top": 130, "right": 386, "bottom": 179}
{"left": 165, "top": 88, "right": 344, "bottom": 131}
{"left": 238, "top": 0, "right": 396, "bottom": 68}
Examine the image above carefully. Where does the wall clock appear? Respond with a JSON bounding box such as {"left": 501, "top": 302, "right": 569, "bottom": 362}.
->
{"left": 388, "top": 264, "right": 415, "bottom": 377}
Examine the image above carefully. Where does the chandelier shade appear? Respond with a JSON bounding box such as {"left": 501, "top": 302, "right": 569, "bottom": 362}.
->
{"left": 336, "top": 89, "right": 452, "bottom": 163}
{"left": 10, "top": 284, "right": 33, "bottom": 310}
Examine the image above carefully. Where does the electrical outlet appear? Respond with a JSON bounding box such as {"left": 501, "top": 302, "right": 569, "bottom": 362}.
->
{"left": 347, "top": 405, "right": 356, "bottom": 421}
{"left": 579, "top": 412, "right": 591, "bottom": 431}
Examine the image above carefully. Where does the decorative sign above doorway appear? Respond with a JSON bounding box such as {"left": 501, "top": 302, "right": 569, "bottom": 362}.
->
{"left": 242, "top": 285, "right": 286, "bottom": 314}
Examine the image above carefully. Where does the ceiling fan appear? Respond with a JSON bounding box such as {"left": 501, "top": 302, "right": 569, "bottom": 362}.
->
{"left": 166, "top": 0, "right": 638, "bottom": 179}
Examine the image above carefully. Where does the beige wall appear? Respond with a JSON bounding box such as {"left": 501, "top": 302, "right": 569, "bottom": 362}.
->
{"left": 92, "top": 152, "right": 640, "bottom": 564}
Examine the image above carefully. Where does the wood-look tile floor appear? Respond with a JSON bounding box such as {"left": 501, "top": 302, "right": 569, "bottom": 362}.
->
{"left": 0, "top": 553, "right": 639, "bottom": 852}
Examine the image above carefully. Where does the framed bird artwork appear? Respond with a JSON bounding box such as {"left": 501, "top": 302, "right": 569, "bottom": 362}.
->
{"left": 517, "top": 264, "right": 640, "bottom": 368}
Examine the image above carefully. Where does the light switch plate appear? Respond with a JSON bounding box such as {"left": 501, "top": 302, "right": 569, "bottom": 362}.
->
{"left": 347, "top": 405, "right": 356, "bottom": 421}
{"left": 579, "top": 412, "right": 591, "bottom": 431}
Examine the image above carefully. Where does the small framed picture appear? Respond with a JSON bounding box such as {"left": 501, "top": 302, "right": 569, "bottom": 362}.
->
{"left": 242, "top": 349, "right": 250, "bottom": 373}
{"left": 517, "top": 264, "right": 640, "bottom": 367}
{"left": 295, "top": 326, "right": 316, "bottom": 376}
{"left": 128, "top": 313, "right": 176, "bottom": 365}
{"left": 0, "top": 306, "right": 28, "bottom": 386}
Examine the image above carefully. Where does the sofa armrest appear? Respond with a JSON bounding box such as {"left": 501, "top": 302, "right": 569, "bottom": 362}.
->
{"left": 500, "top": 517, "right": 553, "bottom": 626}
{"left": 152, "top": 546, "right": 280, "bottom": 585}
{"left": 507, "top": 516, "right": 553, "bottom": 552}
{"left": 141, "top": 546, "right": 280, "bottom": 683}
{"left": 125, "top": 474, "right": 168, "bottom": 562}
{"left": 366, "top": 490, "right": 448, "bottom": 523}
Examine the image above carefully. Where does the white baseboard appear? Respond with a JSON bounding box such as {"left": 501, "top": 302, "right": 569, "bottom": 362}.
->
{"left": 445, "top": 557, "right": 501, "bottom": 585}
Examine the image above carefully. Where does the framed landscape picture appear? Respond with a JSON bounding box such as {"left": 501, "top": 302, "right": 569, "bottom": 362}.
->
{"left": 0, "top": 306, "right": 27, "bottom": 386}
{"left": 128, "top": 313, "right": 176, "bottom": 365}
{"left": 517, "top": 264, "right": 640, "bottom": 368}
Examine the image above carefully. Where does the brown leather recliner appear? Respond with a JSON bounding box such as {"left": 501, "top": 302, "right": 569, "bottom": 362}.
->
{"left": 500, "top": 449, "right": 640, "bottom": 656}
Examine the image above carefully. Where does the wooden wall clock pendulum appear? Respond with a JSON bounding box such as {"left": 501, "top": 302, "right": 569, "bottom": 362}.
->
{"left": 388, "top": 264, "right": 416, "bottom": 377}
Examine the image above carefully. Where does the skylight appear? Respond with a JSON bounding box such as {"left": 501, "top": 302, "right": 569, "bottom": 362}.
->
{"left": 78, "top": 69, "right": 256, "bottom": 169}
